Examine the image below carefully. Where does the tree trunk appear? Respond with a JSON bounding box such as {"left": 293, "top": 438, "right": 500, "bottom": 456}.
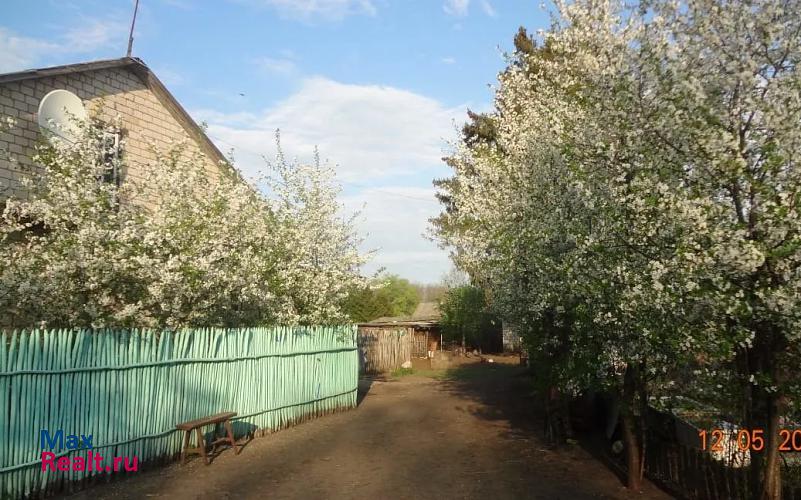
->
{"left": 544, "top": 385, "right": 573, "bottom": 446}
{"left": 621, "top": 364, "right": 645, "bottom": 491}
{"left": 748, "top": 388, "right": 783, "bottom": 500}
{"left": 761, "top": 395, "right": 782, "bottom": 500}
{"left": 621, "top": 411, "right": 642, "bottom": 491}
{"left": 742, "top": 321, "right": 785, "bottom": 500}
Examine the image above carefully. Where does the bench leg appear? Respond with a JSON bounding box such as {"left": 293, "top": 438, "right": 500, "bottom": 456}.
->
{"left": 224, "top": 420, "right": 239, "bottom": 455}
{"left": 181, "top": 430, "right": 191, "bottom": 464}
{"left": 210, "top": 423, "right": 220, "bottom": 455}
{"left": 195, "top": 427, "right": 209, "bottom": 465}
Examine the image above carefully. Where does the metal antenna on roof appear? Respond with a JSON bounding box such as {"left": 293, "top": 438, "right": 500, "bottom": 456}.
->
{"left": 126, "top": 0, "right": 140, "bottom": 57}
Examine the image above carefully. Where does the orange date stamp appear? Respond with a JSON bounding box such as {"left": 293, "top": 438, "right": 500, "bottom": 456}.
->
{"left": 699, "top": 429, "right": 801, "bottom": 452}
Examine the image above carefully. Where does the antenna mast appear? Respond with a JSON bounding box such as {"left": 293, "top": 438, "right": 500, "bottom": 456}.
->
{"left": 126, "top": 0, "right": 140, "bottom": 57}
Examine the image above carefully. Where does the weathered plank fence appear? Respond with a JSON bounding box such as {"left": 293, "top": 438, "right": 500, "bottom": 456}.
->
{"left": 640, "top": 407, "right": 801, "bottom": 499}
{"left": 644, "top": 438, "right": 801, "bottom": 500}
{"left": 0, "top": 326, "right": 358, "bottom": 499}
{"left": 357, "top": 326, "right": 412, "bottom": 374}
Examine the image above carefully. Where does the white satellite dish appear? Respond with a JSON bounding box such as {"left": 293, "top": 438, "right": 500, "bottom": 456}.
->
{"left": 37, "top": 89, "right": 87, "bottom": 143}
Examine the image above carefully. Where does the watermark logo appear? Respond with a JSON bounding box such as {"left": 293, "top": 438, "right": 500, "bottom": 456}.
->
{"left": 40, "top": 429, "right": 138, "bottom": 473}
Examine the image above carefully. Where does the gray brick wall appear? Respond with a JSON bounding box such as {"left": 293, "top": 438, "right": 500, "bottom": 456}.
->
{"left": 0, "top": 66, "right": 223, "bottom": 199}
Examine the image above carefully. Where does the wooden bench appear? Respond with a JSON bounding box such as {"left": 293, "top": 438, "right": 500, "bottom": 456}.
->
{"left": 176, "top": 411, "right": 241, "bottom": 465}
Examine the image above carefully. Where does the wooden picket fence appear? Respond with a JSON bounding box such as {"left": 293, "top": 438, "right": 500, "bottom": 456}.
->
{"left": 645, "top": 437, "right": 749, "bottom": 499}
{"left": 643, "top": 435, "right": 801, "bottom": 499}
{"left": 0, "top": 326, "right": 359, "bottom": 499}
{"left": 356, "top": 326, "right": 412, "bottom": 374}
{"left": 638, "top": 408, "right": 801, "bottom": 499}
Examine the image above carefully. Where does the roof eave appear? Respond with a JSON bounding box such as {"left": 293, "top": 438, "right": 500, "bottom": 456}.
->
{"left": 0, "top": 57, "right": 136, "bottom": 85}
{"left": 0, "top": 57, "right": 231, "bottom": 173}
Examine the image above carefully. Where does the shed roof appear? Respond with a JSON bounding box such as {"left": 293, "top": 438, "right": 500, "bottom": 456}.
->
{"left": 359, "top": 302, "right": 441, "bottom": 328}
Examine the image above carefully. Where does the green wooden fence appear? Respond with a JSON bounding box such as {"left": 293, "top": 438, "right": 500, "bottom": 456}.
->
{"left": 0, "top": 326, "right": 358, "bottom": 499}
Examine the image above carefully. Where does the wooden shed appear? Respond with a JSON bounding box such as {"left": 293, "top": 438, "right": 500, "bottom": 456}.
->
{"left": 357, "top": 302, "right": 441, "bottom": 374}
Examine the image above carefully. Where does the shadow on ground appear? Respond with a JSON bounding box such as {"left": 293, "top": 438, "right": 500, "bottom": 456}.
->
{"left": 434, "top": 358, "right": 670, "bottom": 498}
{"left": 436, "top": 361, "right": 542, "bottom": 439}
{"left": 357, "top": 377, "right": 373, "bottom": 405}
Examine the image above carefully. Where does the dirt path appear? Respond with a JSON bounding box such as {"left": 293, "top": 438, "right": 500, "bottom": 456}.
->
{"left": 64, "top": 359, "right": 672, "bottom": 499}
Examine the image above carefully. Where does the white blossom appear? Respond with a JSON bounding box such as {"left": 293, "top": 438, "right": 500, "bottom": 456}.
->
{"left": 0, "top": 118, "right": 367, "bottom": 328}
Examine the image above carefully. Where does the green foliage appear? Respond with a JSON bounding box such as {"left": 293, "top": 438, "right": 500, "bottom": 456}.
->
{"left": 513, "top": 27, "right": 536, "bottom": 56}
{"left": 341, "top": 285, "right": 390, "bottom": 323}
{"left": 439, "top": 285, "right": 500, "bottom": 350}
{"left": 380, "top": 275, "right": 420, "bottom": 317}
{"left": 342, "top": 274, "right": 420, "bottom": 323}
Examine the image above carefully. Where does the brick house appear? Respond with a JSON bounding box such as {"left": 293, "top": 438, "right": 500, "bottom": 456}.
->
{"left": 0, "top": 57, "right": 230, "bottom": 200}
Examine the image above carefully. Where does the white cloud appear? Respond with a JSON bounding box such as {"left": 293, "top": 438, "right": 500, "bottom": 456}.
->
{"left": 0, "top": 28, "right": 59, "bottom": 73}
{"left": 195, "top": 76, "right": 463, "bottom": 182}
{"left": 255, "top": 56, "right": 298, "bottom": 76}
{"left": 441, "top": 57, "right": 456, "bottom": 65}
{"left": 480, "top": 0, "right": 497, "bottom": 17}
{"left": 443, "top": 0, "right": 470, "bottom": 17}
{"left": 242, "top": 0, "right": 376, "bottom": 20}
{"left": 340, "top": 186, "right": 451, "bottom": 282}
{"left": 193, "top": 77, "right": 463, "bottom": 281}
{"left": 193, "top": 109, "right": 260, "bottom": 127}
{"left": 0, "top": 16, "right": 128, "bottom": 73}
{"left": 62, "top": 18, "right": 128, "bottom": 53}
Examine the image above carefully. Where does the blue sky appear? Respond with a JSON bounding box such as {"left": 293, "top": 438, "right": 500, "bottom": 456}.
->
{"left": 1, "top": 0, "right": 550, "bottom": 283}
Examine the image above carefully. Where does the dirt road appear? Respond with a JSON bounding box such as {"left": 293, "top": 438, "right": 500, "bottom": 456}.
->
{"left": 64, "top": 359, "right": 672, "bottom": 499}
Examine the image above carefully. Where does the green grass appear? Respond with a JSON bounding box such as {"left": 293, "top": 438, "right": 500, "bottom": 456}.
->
{"left": 413, "top": 369, "right": 450, "bottom": 379}
{"left": 390, "top": 367, "right": 416, "bottom": 378}
{"left": 389, "top": 367, "right": 451, "bottom": 379}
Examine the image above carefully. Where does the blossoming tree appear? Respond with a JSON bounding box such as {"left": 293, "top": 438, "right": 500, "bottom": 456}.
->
{"left": 0, "top": 117, "right": 367, "bottom": 329}
{"left": 433, "top": 1, "right": 801, "bottom": 496}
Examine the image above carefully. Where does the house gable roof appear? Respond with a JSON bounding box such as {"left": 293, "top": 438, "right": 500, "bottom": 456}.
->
{"left": 0, "top": 57, "right": 230, "bottom": 172}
